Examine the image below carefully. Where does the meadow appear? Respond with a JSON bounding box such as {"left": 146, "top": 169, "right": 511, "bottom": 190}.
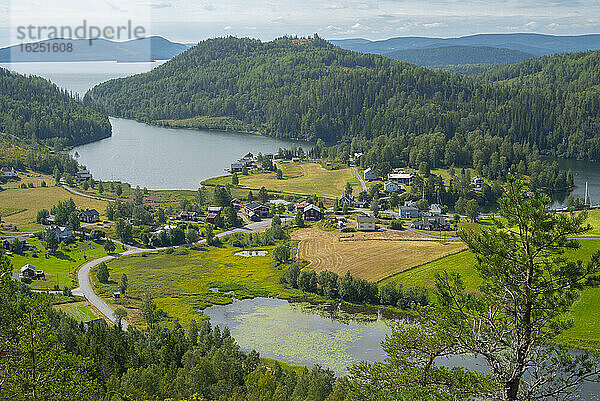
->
{"left": 382, "top": 239, "right": 600, "bottom": 348}
{"left": 9, "top": 238, "right": 108, "bottom": 290}
{"left": 292, "top": 227, "right": 466, "bottom": 282}
{"left": 204, "top": 161, "right": 356, "bottom": 199}
{"left": 91, "top": 245, "right": 307, "bottom": 327}
{"left": 54, "top": 301, "right": 98, "bottom": 322}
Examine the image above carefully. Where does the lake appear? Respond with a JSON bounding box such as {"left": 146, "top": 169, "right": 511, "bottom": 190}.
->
{"left": 72, "top": 117, "right": 308, "bottom": 189}
{"left": 1, "top": 60, "right": 310, "bottom": 190}
{"left": 551, "top": 158, "right": 600, "bottom": 208}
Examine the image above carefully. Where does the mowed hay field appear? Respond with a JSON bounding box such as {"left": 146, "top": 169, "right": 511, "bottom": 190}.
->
{"left": 0, "top": 184, "right": 107, "bottom": 228}
{"left": 292, "top": 227, "right": 466, "bottom": 282}
{"left": 208, "top": 162, "right": 356, "bottom": 198}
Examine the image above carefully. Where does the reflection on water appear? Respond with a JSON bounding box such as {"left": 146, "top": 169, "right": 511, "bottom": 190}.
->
{"left": 550, "top": 158, "right": 600, "bottom": 208}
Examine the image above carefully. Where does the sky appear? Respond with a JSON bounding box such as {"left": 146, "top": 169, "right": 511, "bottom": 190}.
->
{"left": 1, "top": 0, "right": 599, "bottom": 46}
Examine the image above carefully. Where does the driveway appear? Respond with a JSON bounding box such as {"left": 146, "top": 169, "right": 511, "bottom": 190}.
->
{"left": 352, "top": 166, "right": 367, "bottom": 192}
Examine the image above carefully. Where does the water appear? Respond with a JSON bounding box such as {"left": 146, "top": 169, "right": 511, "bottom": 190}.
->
{"left": 71, "top": 117, "right": 307, "bottom": 189}
{"left": 0, "top": 60, "right": 310, "bottom": 189}
{"left": 550, "top": 158, "right": 600, "bottom": 208}
{"left": 0, "top": 61, "right": 167, "bottom": 97}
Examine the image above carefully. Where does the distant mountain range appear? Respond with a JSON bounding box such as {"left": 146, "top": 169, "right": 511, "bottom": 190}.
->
{"left": 329, "top": 33, "right": 600, "bottom": 57}
{"left": 384, "top": 46, "right": 535, "bottom": 67}
{"left": 0, "top": 36, "right": 193, "bottom": 62}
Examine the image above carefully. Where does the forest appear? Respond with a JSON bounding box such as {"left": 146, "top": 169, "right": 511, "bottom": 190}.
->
{"left": 0, "top": 68, "right": 111, "bottom": 146}
{"left": 86, "top": 36, "right": 600, "bottom": 162}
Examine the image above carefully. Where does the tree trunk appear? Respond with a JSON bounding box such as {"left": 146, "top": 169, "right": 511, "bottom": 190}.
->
{"left": 505, "top": 378, "right": 520, "bottom": 401}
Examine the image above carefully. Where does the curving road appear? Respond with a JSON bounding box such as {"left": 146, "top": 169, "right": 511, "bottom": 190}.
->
{"left": 73, "top": 216, "right": 290, "bottom": 330}
{"left": 352, "top": 166, "right": 367, "bottom": 192}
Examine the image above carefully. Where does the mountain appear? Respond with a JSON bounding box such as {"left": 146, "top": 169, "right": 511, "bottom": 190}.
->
{"left": 0, "top": 36, "right": 193, "bottom": 62}
{"left": 331, "top": 33, "right": 600, "bottom": 56}
{"left": 0, "top": 68, "right": 111, "bottom": 145}
{"left": 85, "top": 36, "right": 600, "bottom": 161}
{"left": 384, "top": 46, "right": 535, "bottom": 67}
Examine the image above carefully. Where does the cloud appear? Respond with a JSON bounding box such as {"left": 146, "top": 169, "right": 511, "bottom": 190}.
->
{"left": 422, "top": 22, "right": 445, "bottom": 28}
{"left": 525, "top": 21, "right": 538, "bottom": 29}
{"left": 547, "top": 22, "right": 560, "bottom": 29}
{"left": 224, "top": 25, "right": 233, "bottom": 30}
{"left": 150, "top": 2, "right": 172, "bottom": 9}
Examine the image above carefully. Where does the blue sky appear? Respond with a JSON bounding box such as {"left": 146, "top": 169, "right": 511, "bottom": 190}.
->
{"left": 1, "top": 0, "right": 599, "bottom": 46}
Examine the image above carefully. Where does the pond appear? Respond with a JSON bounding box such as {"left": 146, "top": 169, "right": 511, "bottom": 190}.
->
{"left": 550, "top": 158, "right": 600, "bottom": 209}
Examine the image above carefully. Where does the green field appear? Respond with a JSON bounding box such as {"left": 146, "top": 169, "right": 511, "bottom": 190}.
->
{"left": 54, "top": 301, "right": 98, "bottom": 322}
{"left": 204, "top": 161, "right": 356, "bottom": 199}
{"left": 383, "top": 239, "right": 600, "bottom": 348}
{"left": 92, "top": 245, "right": 306, "bottom": 327}
{"left": 9, "top": 238, "right": 108, "bottom": 290}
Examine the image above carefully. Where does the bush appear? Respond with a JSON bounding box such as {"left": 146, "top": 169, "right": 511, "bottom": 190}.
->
{"left": 389, "top": 219, "right": 403, "bottom": 230}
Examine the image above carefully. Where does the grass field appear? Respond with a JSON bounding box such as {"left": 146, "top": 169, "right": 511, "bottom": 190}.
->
{"left": 54, "top": 301, "right": 98, "bottom": 322}
{"left": 382, "top": 239, "right": 600, "bottom": 348}
{"left": 292, "top": 227, "right": 466, "bottom": 282}
{"left": 204, "top": 161, "right": 355, "bottom": 199}
{"left": 0, "top": 178, "right": 107, "bottom": 230}
{"left": 9, "top": 238, "right": 108, "bottom": 290}
{"left": 92, "top": 245, "right": 306, "bottom": 327}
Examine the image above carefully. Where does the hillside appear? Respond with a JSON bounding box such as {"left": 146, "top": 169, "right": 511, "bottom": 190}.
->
{"left": 330, "top": 33, "right": 600, "bottom": 56}
{"left": 86, "top": 36, "right": 600, "bottom": 160}
{"left": 0, "top": 36, "right": 192, "bottom": 62}
{"left": 0, "top": 68, "right": 111, "bottom": 145}
{"left": 384, "top": 46, "right": 534, "bottom": 67}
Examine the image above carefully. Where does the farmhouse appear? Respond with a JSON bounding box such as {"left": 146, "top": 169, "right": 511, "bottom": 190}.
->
{"left": 53, "top": 225, "right": 74, "bottom": 242}
{"left": 206, "top": 206, "right": 222, "bottom": 224}
{"left": 76, "top": 169, "right": 92, "bottom": 181}
{"left": 3, "top": 236, "right": 29, "bottom": 251}
{"left": 363, "top": 167, "right": 378, "bottom": 181}
{"left": 338, "top": 193, "right": 355, "bottom": 207}
{"left": 294, "top": 201, "right": 310, "bottom": 212}
{"left": 302, "top": 204, "right": 322, "bottom": 221}
{"left": 399, "top": 206, "right": 420, "bottom": 219}
{"left": 356, "top": 215, "right": 376, "bottom": 231}
{"left": 244, "top": 201, "right": 270, "bottom": 221}
{"left": 230, "top": 163, "right": 243, "bottom": 173}
{"left": 411, "top": 216, "right": 450, "bottom": 231}
{"left": 383, "top": 180, "right": 402, "bottom": 192}
{"left": 20, "top": 264, "right": 44, "bottom": 280}
{"left": 79, "top": 209, "right": 100, "bottom": 223}
{"left": 1, "top": 167, "right": 17, "bottom": 178}
{"left": 178, "top": 211, "right": 198, "bottom": 221}
{"left": 387, "top": 172, "right": 414, "bottom": 185}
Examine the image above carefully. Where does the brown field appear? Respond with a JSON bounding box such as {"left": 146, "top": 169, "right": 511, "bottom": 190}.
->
{"left": 292, "top": 227, "right": 466, "bottom": 282}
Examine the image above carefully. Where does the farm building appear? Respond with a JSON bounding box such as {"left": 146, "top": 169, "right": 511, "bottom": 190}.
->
{"left": 302, "top": 204, "right": 322, "bottom": 221}
{"left": 3, "top": 236, "right": 29, "bottom": 251}
{"left": 244, "top": 201, "right": 270, "bottom": 220}
{"left": 20, "top": 264, "right": 44, "bottom": 280}
{"left": 76, "top": 169, "right": 92, "bottom": 181}
{"left": 384, "top": 180, "right": 402, "bottom": 192}
{"left": 399, "top": 206, "right": 420, "bottom": 219}
{"left": 428, "top": 204, "right": 443, "bottom": 216}
{"left": 1, "top": 167, "right": 17, "bottom": 178}
{"left": 356, "top": 215, "right": 376, "bottom": 231}
{"left": 363, "top": 167, "right": 378, "bottom": 181}
{"left": 411, "top": 216, "right": 450, "bottom": 231}
{"left": 178, "top": 211, "right": 198, "bottom": 221}
{"left": 338, "top": 194, "right": 355, "bottom": 207}
{"left": 79, "top": 209, "right": 100, "bottom": 223}
{"left": 52, "top": 226, "right": 74, "bottom": 242}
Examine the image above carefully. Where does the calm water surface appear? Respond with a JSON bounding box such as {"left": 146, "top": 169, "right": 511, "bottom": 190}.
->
{"left": 551, "top": 158, "right": 600, "bottom": 208}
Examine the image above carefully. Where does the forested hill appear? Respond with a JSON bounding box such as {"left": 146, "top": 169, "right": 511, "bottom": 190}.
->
{"left": 86, "top": 36, "right": 600, "bottom": 160}
{"left": 0, "top": 69, "right": 111, "bottom": 146}
{"left": 384, "top": 46, "right": 534, "bottom": 67}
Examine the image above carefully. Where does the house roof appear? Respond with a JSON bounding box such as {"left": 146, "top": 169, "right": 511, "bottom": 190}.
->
{"left": 1, "top": 167, "right": 15, "bottom": 172}
{"left": 304, "top": 204, "right": 321, "bottom": 213}
{"left": 295, "top": 201, "right": 309, "bottom": 209}
{"left": 339, "top": 193, "right": 355, "bottom": 201}
{"left": 20, "top": 264, "right": 36, "bottom": 273}
{"left": 356, "top": 215, "right": 376, "bottom": 223}
{"left": 245, "top": 201, "right": 267, "bottom": 210}
{"left": 207, "top": 206, "right": 222, "bottom": 212}
{"left": 399, "top": 206, "right": 418, "bottom": 211}
{"left": 388, "top": 173, "right": 413, "bottom": 179}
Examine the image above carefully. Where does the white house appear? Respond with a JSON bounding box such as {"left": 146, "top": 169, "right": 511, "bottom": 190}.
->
{"left": 53, "top": 226, "right": 74, "bottom": 241}
{"left": 1, "top": 167, "right": 17, "bottom": 178}
{"left": 472, "top": 176, "right": 484, "bottom": 190}
{"left": 428, "top": 204, "right": 443, "bottom": 216}
{"left": 399, "top": 206, "right": 420, "bottom": 219}
{"left": 387, "top": 172, "right": 414, "bottom": 185}
{"left": 364, "top": 167, "right": 378, "bottom": 181}
{"left": 383, "top": 180, "right": 402, "bottom": 192}
{"left": 356, "top": 215, "right": 376, "bottom": 231}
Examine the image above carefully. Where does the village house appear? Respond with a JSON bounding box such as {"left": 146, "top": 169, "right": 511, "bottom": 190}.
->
{"left": 230, "top": 162, "right": 243, "bottom": 173}
{"left": 1, "top": 167, "right": 17, "bottom": 178}
{"left": 294, "top": 201, "right": 310, "bottom": 212}
{"left": 76, "top": 169, "right": 92, "bottom": 181}
{"left": 302, "top": 204, "right": 322, "bottom": 221}
{"left": 206, "top": 206, "right": 222, "bottom": 224}
{"left": 20, "top": 264, "right": 44, "bottom": 280}
{"left": 53, "top": 225, "right": 74, "bottom": 242}
{"left": 356, "top": 214, "right": 376, "bottom": 231}
{"left": 399, "top": 205, "right": 421, "bottom": 219}
{"left": 387, "top": 172, "right": 414, "bottom": 185}
{"left": 291, "top": 157, "right": 301, "bottom": 163}
{"left": 269, "top": 199, "right": 291, "bottom": 207}
{"left": 410, "top": 216, "right": 450, "bottom": 231}
{"left": 178, "top": 211, "right": 198, "bottom": 221}
{"left": 383, "top": 180, "right": 402, "bottom": 192}
{"left": 3, "top": 236, "right": 29, "bottom": 251}
{"left": 338, "top": 193, "right": 356, "bottom": 207}
{"left": 79, "top": 209, "right": 100, "bottom": 223}
{"left": 363, "top": 167, "right": 378, "bottom": 181}
{"left": 244, "top": 201, "right": 270, "bottom": 221}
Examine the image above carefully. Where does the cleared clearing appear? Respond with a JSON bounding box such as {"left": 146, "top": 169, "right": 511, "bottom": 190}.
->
{"left": 292, "top": 227, "right": 466, "bottom": 282}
